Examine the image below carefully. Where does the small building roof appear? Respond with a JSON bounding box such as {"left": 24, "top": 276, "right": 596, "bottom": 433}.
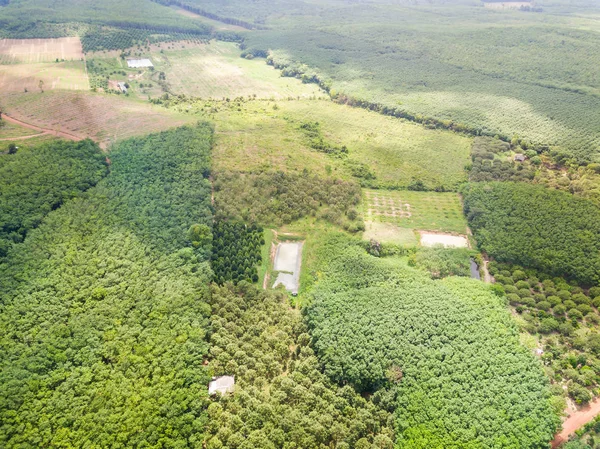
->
{"left": 514, "top": 153, "right": 526, "bottom": 162}
{"left": 116, "top": 82, "right": 127, "bottom": 92}
{"left": 208, "top": 375, "right": 235, "bottom": 395}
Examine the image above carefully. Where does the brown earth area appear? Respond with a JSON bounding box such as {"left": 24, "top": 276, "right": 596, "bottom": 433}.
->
{"left": 552, "top": 399, "right": 600, "bottom": 447}
{"left": 0, "top": 37, "right": 83, "bottom": 63}
{"left": 0, "top": 114, "right": 82, "bottom": 142}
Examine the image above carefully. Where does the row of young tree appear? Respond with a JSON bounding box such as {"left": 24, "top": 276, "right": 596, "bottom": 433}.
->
{"left": 304, "top": 233, "right": 559, "bottom": 448}
{"left": 462, "top": 182, "right": 600, "bottom": 285}
{"left": 0, "top": 126, "right": 215, "bottom": 448}
{"left": 211, "top": 220, "right": 263, "bottom": 284}
{"left": 0, "top": 139, "right": 107, "bottom": 259}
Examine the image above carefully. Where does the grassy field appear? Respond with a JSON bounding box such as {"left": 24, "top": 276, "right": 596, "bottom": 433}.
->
{"left": 0, "top": 61, "right": 89, "bottom": 92}
{"left": 0, "top": 120, "right": 43, "bottom": 139}
{"left": 152, "top": 41, "right": 323, "bottom": 99}
{"left": 0, "top": 37, "right": 83, "bottom": 63}
{"left": 363, "top": 189, "right": 468, "bottom": 234}
{"left": 0, "top": 90, "right": 194, "bottom": 147}
{"left": 168, "top": 98, "right": 471, "bottom": 189}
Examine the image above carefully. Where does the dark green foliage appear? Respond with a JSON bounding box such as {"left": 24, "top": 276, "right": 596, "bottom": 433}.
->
{"left": 0, "top": 139, "right": 107, "bottom": 258}
{"left": 213, "top": 170, "right": 363, "bottom": 230}
{"left": 409, "top": 245, "right": 475, "bottom": 279}
{"left": 305, "top": 234, "right": 558, "bottom": 448}
{"left": 0, "top": 125, "right": 214, "bottom": 447}
{"left": 469, "top": 136, "right": 537, "bottom": 182}
{"left": 206, "top": 283, "right": 394, "bottom": 449}
{"left": 211, "top": 220, "right": 262, "bottom": 284}
{"left": 463, "top": 182, "right": 600, "bottom": 285}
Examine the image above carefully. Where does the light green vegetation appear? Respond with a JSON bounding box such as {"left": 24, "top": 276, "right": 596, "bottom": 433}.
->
{"left": 0, "top": 120, "right": 42, "bottom": 139}
{"left": 363, "top": 189, "right": 467, "bottom": 234}
{"left": 304, "top": 232, "right": 559, "bottom": 448}
{"left": 183, "top": 0, "right": 600, "bottom": 161}
{"left": 152, "top": 41, "right": 323, "bottom": 99}
{"left": 162, "top": 97, "right": 470, "bottom": 189}
{"left": 363, "top": 221, "right": 418, "bottom": 246}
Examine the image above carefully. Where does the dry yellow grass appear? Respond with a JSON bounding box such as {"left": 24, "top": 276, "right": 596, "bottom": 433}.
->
{"left": 0, "top": 37, "right": 83, "bottom": 64}
{"left": 0, "top": 61, "right": 89, "bottom": 92}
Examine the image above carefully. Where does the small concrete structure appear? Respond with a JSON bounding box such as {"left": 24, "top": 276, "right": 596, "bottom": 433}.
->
{"left": 208, "top": 375, "right": 235, "bottom": 395}
{"left": 116, "top": 82, "right": 128, "bottom": 93}
{"left": 514, "top": 153, "right": 526, "bottom": 162}
{"left": 127, "top": 58, "right": 153, "bottom": 68}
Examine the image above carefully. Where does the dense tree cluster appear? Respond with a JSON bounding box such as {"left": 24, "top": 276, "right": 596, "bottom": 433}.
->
{"left": 304, "top": 234, "right": 559, "bottom": 448}
{"left": 0, "top": 139, "right": 107, "bottom": 258}
{"left": 211, "top": 220, "right": 263, "bottom": 284}
{"left": 214, "top": 170, "right": 364, "bottom": 231}
{"left": 468, "top": 136, "right": 538, "bottom": 182}
{"left": 0, "top": 125, "right": 214, "bottom": 447}
{"left": 489, "top": 262, "right": 600, "bottom": 405}
{"left": 206, "top": 283, "right": 394, "bottom": 449}
{"left": 463, "top": 182, "right": 600, "bottom": 285}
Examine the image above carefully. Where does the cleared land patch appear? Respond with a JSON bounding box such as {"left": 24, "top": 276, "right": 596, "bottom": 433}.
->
{"left": 420, "top": 232, "right": 469, "bottom": 248}
{"left": 0, "top": 91, "right": 193, "bottom": 148}
{"left": 363, "top": 221, "right": 418, "bottom": 246}
{"left": 0, "top": 119, "right": 43, "bottom": 139}
{"left": 363, "top": 189, "right": 467, "bottom": 234}
{"left": 0, "top": 37, "right": 83, "bottom": 64}
{"left": 0, "top": 61, "right": 89, "bottom": 92}
{"left": 272, "top": 241, "right": 303, "bottom": 295}
{"left": 152, "top": 41, "right": 324, "bottom": 99}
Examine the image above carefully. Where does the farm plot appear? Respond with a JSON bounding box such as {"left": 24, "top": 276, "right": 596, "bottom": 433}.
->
{"left": 0, "top": 61, "right": 89, "bottom": 92}
{"left": 0, "top": 37, "right": 84, "bottom": 64}
{"left": 153, "top": 41, "right": 324, "bottom": 99}
{"left": 0, "top": 91, "right": 194, "bottom": 148}
{"left": 363, "top": 189, "right": 467, "bottom": 234}
{"left": 0, "top": 119, "right": 43, "bottom": 139}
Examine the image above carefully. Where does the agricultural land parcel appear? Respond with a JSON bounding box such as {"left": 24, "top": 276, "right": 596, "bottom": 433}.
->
{"left": 205, "top": 0, "right": 600, "bottom": 161}
{"left": 0, "top": 38, "right": 88, "bottom": 92}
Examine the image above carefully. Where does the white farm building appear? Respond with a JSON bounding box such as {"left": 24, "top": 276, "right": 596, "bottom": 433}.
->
{"left": 127, "top": 58, "right": 154, "bottom": 68}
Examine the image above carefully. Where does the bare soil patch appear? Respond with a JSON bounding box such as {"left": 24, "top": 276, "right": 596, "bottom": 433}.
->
{"left": 0, "top": 37, "right": 83, "bottom": 64}
{"left": 0, "top": 61, "right": 89, "bottom": 92}
{"left": 419, "top": 231, "right": 469, "bottom": 248}
{"left": 552, "top": 399, "right": 600, "bottom": 447}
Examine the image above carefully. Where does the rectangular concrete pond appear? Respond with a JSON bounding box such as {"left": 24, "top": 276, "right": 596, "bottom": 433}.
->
{"left": 272, "top": 241, "right": 303, "bottom": 295}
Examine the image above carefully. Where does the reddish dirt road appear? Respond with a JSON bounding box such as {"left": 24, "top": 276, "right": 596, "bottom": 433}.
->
{"left": 1, "top": 114, "right": 83, "bottom": 142}
{"left": 552, "top": 399, "right": 600, "bottom": 447}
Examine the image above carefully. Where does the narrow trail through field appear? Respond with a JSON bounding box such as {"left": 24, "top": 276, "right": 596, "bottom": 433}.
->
{"left": 1, "top": 114, "right": 83, "bottom": 142}
{"left": 0, "top": 133, "right": 47, "bottom": 141}
{"left": 552, "top": 399, "right": 600, "bottom": 447}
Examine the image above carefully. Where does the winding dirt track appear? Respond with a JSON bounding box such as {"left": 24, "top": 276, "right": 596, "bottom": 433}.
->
{"left": 552, "top": 399, "right": 600, "bottom": 447}
{"left": 0, "top": 114, "right": 83, "bottom": 142}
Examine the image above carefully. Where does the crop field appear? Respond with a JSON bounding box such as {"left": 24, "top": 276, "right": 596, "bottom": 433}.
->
{"left": 152, "top": 41, "right": 324, "bottom": 99}
{"left": 0, "top": 91, "right": 194, "bottom": 147}
{"left": 168, "top": 6, "right": 247, "bottom": 31}
{"left": 0, "top": 61, "right": 89, "bottom": 92}
{"left": 0, "top": 37, "right": 83, "bottom": 64}
{"left": 363, "top": 189, "right": 467, "bottom": 234}
{"left": 0, "top": 120, "right": 43, "bottom": 139}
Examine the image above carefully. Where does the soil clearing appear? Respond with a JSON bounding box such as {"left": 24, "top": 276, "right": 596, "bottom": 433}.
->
{"left": 419, "top": 232, "right": 469, "bottom": 248}
{"left": 552, "top": 399, "right": 600, "bottom": 447}
{"left": 0, "top": 114, "right": 82, "bottom": 142}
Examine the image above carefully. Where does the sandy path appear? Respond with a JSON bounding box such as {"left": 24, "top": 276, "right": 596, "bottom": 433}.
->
{"left": 1, "top": 114, "right": 83, "bottom": 142}
{"left": 0, "top": 132, "right": 48, "bottom": 141}
{"left": 552, "top": 399, "right": 600, "bottom": 447}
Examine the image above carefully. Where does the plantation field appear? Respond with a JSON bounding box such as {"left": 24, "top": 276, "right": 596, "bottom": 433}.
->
{"left": 0, "top": 91, "right": 193, "bottom": 147}
{"left": 169, "top": 6, "right": 246, "bottom": 31}
{"left": 152, "top": 41, "right": 323, "bottom": 99}
{"left": 363, "top": 221, "right": 418, "bottom": 246}
{"left": 168, "top": 98, "right": 470, "bottom": 188}
{"left": 0, "top": 37, "right": 83, "bottom": 63}
{"left": 0, "top": 61, "right": 89, "bottom": 92}
{"left": 363, "top": 189, "right": 467, "bottom": 234}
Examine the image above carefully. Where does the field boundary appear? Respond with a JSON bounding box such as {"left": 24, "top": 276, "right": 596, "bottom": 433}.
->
{"left": 1, "top": 114, "right": 83, "bottom": 142}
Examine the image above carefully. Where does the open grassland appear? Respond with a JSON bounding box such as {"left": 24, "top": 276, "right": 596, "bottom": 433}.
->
{"left": 153, "top": 41, "right": 323, "bottom": 99}
{"left": 363, "top": 189, "right": 467, "bottom": 234}
{"left": 0, "top": 61, "right": 89, "bottom": 92}
{"left": 0, "top": 120, "right": 43, "bottom": 139}
{"left": 0, "top": 37, "right": 83, "bottom": 64}
{"left": 0, "top": 91, "right": 193, "bottom": 147}
{"left": 169, "top": 98, "right": 470, "bottom": 188}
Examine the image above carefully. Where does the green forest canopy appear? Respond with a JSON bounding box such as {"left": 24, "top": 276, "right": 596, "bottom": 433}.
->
{"left": 0, "top": 125, "right": 214, "bottom": 448}
{"left": 462, "top": 182, "right": 600, "bottom": 286}
{"left": 305, "top": 234, "right": 559, "bottom": 449}
{"left": 0, "top": 139, "right": 107, "bottom": 258}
